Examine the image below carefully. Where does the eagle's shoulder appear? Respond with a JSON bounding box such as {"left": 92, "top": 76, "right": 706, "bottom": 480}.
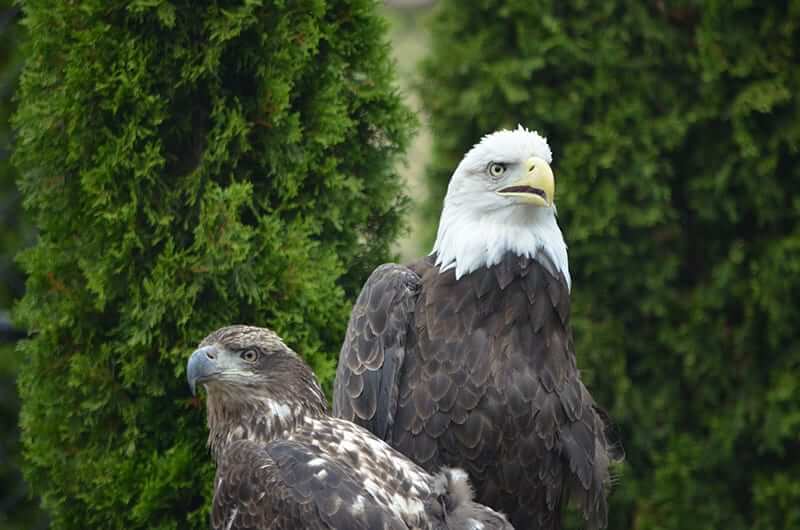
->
{"left": 213, "top": 437, "right": 409, "bottom": 530}
{"left": 289, "top": 417, "right": 514, "bottom": 530}
{"left": 294, "top": 416, "right": 435, "bottom": 495}
{"left": 333, "top": 261, "right": 423, "bottom": 439}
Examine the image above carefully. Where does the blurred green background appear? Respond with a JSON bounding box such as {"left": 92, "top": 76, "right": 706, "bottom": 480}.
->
{"left": 2, "top": 1, "right": 799, "bottom": 529}
{"left": 417, "top": 2, "right": 800, "bottom": 529}
{"left": 1, "top": 2, "right": 45, "bottom": 528}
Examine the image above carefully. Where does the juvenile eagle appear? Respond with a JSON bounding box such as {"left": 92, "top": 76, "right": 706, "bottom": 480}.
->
{"left": 187, "top": 325, "right": 513, "bottom": 530}
{"left": 334, "top": 127, "right": 620, "bottom": 529}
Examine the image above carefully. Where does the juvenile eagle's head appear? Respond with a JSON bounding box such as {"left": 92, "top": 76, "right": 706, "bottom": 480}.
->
{"left": 432, "top": 126, "right": 570, "bottom": 287}
{"left": 187, "top": 325, "right": 327, "bottom": 453}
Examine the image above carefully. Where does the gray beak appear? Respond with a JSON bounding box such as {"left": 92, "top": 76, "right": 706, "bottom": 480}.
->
{"left": 187, "top": 345, "right": 221, "bottom": 396}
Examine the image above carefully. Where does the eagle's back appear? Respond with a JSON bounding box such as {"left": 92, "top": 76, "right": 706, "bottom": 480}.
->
{"left": 293, "top": 416, "right": 438, "bottom": 522}
{"left": 390, "top": 252, "right": 612, "bottom": 529}
{"left": 212, "top": 436, "right": 413, "bottom": 530}
{"left": 212, "top": 416, "right": 434, "bottom": 530}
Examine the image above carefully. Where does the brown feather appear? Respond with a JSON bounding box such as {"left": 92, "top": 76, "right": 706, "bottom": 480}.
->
{"left": 334, "top": 252, "right": 619, "bottom": 530}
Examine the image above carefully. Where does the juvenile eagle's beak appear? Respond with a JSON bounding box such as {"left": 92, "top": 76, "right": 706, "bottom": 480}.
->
{"left": 497, "top": 157, "right": 554, "bottom": 207}
{"left": 187, "top": 345, "right": 221, "bottom": 396}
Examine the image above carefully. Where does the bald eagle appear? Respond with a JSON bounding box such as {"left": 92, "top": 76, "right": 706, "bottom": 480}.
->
{"left": 187, "top": 325, "right": 513, "bottom": 530}
{"left": 333, "top": 127, "right": 620, "bottom": 529}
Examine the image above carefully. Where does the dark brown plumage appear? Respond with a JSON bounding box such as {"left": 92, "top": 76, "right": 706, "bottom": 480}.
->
{"left": 335, "top": 253, "right": 617, "bottom": 529}
{"left": 187, "top": 325, "right": 514, "bottom": 530}
{"left": 334, "top": 128, "right": 621, "bottom": 529}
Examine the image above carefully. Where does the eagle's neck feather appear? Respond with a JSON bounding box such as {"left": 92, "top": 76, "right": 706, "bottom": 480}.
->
{"left": 432, "top": 200, "right": 571, "bottom": 289}
{"left": 206, "top": 372, "right": 327, "bottom": 461}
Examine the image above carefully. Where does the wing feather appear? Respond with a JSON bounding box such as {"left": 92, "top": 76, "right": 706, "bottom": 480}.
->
{"left": 333, "top": 263, "right": 421, "bottom": 441}
{"left": 212, "top": 439, "right": 410, "bottom": 530}
{"left": 336, "top": 252, "right": 619, "bottom": 530}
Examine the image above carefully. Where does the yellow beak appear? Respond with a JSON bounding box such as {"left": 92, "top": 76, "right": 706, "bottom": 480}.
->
{"left": 496, "top": 157, "right": 554, "bottom": 207}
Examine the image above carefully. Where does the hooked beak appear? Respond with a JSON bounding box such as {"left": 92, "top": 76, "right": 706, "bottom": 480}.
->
{"left": 497, "top": 156, "right": 555, "bottom": 207}
{"left": 187, "top": 345, "right": 222, "bottom": 396}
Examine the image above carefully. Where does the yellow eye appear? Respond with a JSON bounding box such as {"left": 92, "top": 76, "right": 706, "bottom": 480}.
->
{"left": 488, "top": 162, "right": 506, "bottom": 177}
{"left": 241, "top": 349, "right": 258, "bottom": 362}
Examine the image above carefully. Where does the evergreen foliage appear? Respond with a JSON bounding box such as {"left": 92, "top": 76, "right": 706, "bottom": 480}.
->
{"left": 0, "top": 3, "right": 46, "bottom": 529}
{"left": 420, "top": 2, "right": 800, "bottom": 529}
{"left": 0, "top": 3, "right": 27, "bottom": 307}
{"left": 13, "top": 1, "right": 413, "bottom": 528}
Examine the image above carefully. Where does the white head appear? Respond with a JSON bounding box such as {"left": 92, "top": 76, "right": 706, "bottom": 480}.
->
{"left": 431, "top": 125, "right": 570, "bottom": 289}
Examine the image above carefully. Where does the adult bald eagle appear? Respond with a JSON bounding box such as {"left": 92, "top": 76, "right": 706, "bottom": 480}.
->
{"left": 187, "top": 325, "right": 513, "bottom": 530}
{"left": 334, "top": 127, "right": 620, "bottom": 529}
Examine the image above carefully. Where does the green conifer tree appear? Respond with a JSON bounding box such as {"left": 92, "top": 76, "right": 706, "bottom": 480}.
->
{"left": 0, "top": 3, "right": 27, "bottom": 308}
{"left": 0, "top": 2, "right": 47, "bottom": 528}
{"left": 420, "top": 2, "right": 800, "bottom": 529}
{"left": 13, "top": 1, "right": 413, "bottom": 528}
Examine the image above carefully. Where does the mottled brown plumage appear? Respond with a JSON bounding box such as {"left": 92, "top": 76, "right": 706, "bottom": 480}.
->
{"left": 188, "top": 325, "right": 514, "bottom": 530}
{"left": 334, "top": 252, "right": 617, "bottom": 528}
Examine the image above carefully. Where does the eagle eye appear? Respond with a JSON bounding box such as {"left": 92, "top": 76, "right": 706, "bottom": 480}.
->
{"left": 488, "top": 162, "right": 506, "bottom": 178}
{"left": 240, "top": 349, "right": 259, "bottom": 363}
